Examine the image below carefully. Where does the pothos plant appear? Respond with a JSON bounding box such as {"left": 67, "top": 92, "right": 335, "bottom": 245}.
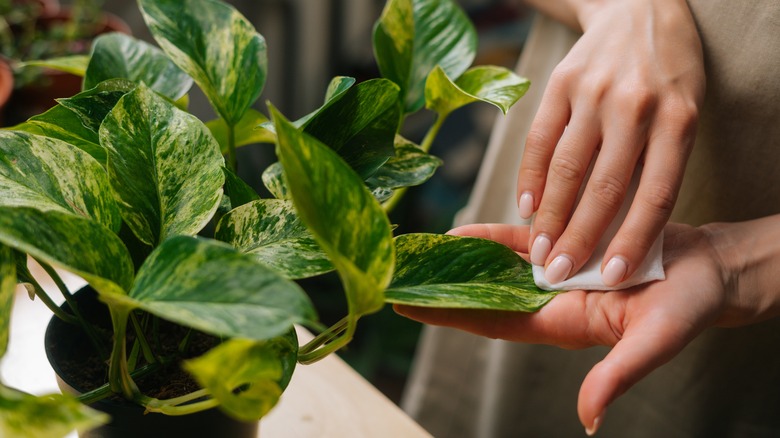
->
{"left": 0, "top": 0, "right": 559, "bottom": 435}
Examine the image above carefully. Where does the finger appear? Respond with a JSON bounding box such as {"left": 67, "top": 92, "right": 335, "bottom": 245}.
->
{"left": 544, "top": 114, "right": 647, "bottom": 283}
{"left": 394, "top": 290, "right": 620, "bottom": 349}
{"left": 601, "top": 107, "right": 695, "bottom": 285}
{"left": 529, "top": 103, "right": 600, "bottom": 267}
{"left": 447, "top": 223, "right": 531, "bottom": 253}
{"left": 516, "top": 75, "right": 570, "bottom": 219}
{"left": 577, "top": 317, "right": 691, "bottom": 434}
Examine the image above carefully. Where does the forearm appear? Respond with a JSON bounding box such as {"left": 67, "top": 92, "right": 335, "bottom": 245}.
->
{"left": 704, "top": 214, "right": 780, "bottom": 326}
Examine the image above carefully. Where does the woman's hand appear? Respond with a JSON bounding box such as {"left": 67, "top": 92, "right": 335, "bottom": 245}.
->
{"left": 395, "top": 219, "right": 780, "bottom": 434}
{"left": 518, "top": 0, "right": 705, "bottom": 286}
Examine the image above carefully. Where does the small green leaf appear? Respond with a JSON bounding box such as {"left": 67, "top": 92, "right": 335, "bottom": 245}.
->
{"left": 0, "top": 131, "right": 121, "bottom": 231}
{"left": 216, "top": 199, "right": 333, "bottom": 279}
{"left": 261, "top": 162, "right": 287, "bottom": 200}
{"left": 14, "top": 250, "right": 35, "bottom": 296}
{"left": 0, "top": 243, "right": 15, "bottom": 357}
{"left": 139, "top": 0, "right": 267, "bottom": 125}
{"left": 18, "top": 55, "right": 90, "bottom": 77}
{"left": 366, "top": 135, "right": 442, "bottom": 193}
{"left": 373, "top": 0, "right": 477, "bottom": 113}
{"left": 84, "top": 33, "right": 193, "bottom": 100}
{"left": 425, "top": 65, "right": 530, "bottom": 117}
{"left": 206, "top": 109, "right": 275, "bottom": 154}
{"left": 222, "top": 167, "right": 260, "bottom": 209}
{"left": 7, "top": 105, "right": 105, "bottom": 164}
{"left": 56, "top": 78, "right": 137, "bottom": 134}
{"left": 184, "top": 335, "right": 296, "bottom": 421}
{"left": 0, "top": 384, "right": 108, "bottom": 438}
{"left": 128, "top": 236, "right": 316, "bottom": 340}
{"left": 0, "top": 207, "right": 133, "bottom": 296}
{"left": 272, "top": 106, "right": 394, "bottom": 319}
{"left": 303, "top": 79, "right": 401, "bottom": 179}
{"left": 100, "top": 84, "right": 225, "bottom": 246}
{"left": 386, "top": 234, "right": 559, "bottom": 311}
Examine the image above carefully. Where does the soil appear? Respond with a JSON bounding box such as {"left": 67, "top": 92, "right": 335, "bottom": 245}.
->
{"left": 46, "top": 288, "right": 221, "bottom": 401}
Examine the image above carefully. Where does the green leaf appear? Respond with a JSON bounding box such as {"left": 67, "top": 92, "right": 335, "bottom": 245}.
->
{"left": 0, "top": 207, "right": 133, "bottom": 296}
{"left": 272, "top": 106, "right": 394, "bottom": 319}
{"left": 386, "top": 234, "right": 559, "bottom": 311}
{"left": 7, "top": 105, "right": 105, "bottom": 164}
{"left": 215, "top": 199, "right": 333, "bottom": 279}
{"left": 0, "top": 243, "right": 15, "bottom": 357}
{"left": 84, "top": 33, "right": 194, "bottom": 100}
{"left": 14, "top": 250, "right": 35, "bottom": 299}
{"left": 261, "top": 162, "right": 287, "bottom": 200}
{"left": 56, "top": 78, "right": 137, "bottom": 134}
{"left": 222, "top": 166, "right": 259, "bottom": 209}
{"left": 100, "top": 84, "right": 225, "bottom": 246}
{"left": 184, "top": 335, "right": 296, "bottom": 421}
{"left": 366, "top": 135, "right": 442, "bottom": 193}
{"left": 139, "top": 0, "right": 267, "bottom": 125}
{"left": 18, "top": 55, "right": 90, "bottom": 77}
{"left": 425, "top": 64, "right": 530, "bottom": 117}
{"left": 0, "top": 384, "right": 108, "bottom": 438}
{"left": 127, "top": 236, "right": 316, "bottom": 340}
{"left": 0, "top": 131, "right": 121, "bottom": 231}
{"left": 302, "top": 79, "right": 401, "bottom": 179}
{"left": 206, "top": 109, "right": 275, "bottom": 154}
{"left": 373, "top": 0, "right": 477, "bottom": 113}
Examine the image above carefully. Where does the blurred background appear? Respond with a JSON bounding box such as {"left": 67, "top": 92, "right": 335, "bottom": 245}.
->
{"left": 1, "top": 0, "right": 535, "bottom": 405}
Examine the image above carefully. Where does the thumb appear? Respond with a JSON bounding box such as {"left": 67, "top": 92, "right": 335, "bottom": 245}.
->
{"left": 577, "top": 323, "right": 690, "bottom": 434}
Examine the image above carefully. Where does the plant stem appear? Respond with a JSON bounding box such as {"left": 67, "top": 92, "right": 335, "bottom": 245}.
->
{"left": 108, "top": 306, "right": 139, "bottom": 400}
{"left": 78, "top": 362, "right": 161, "bottom": 405}
{"left": 130, "top": 312, "right": 157, "bottom": 364}
{"left": 227, "top": 122, "right": 237, "bottom": 173}
{"left": 36, "top": 260, "right": 108, "bottom": 360}
{"left": 139, "top": 394, "right": 220, "bottom": 416}
{"left": 297, "top": 316, "right": 355, "bottom": 364}
{"left": 27, "top": 277, "right": 78, "bottom": 325}
{"left": 420, "top": 112, "right": 448, "bottom": 153}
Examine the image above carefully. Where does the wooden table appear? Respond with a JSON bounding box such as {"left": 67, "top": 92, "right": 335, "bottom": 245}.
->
{"left": 0, "top": 264, "right": 431, "bottom": 438}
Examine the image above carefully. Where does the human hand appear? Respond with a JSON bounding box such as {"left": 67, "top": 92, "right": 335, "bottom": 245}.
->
{"left": 517, "top": 0, "right": 705, "bottom": 286}
{"left": 395, "top": 220, "right": 780, "bottom": 434}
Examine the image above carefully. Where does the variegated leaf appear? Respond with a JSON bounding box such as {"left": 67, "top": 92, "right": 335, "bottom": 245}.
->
{"left": 7, "top": 105, "right": 105, "bottom": 164}
{"left": 0, "top": 131, "right": 121, "bottom": 231}
{"left": 386, "top": 234, "right": 559, "bottom": 311}
{"left": 0, "top": 384, "right": 108, "bottom": 438}
{"left": 425, "top": 65, "right": 530, "bottom": 117}
{"left": 261, "top": 162, "right": 287, "bottom": 200}
{"left": 206, "top": 109, "right": 275, "bottom": 154}
{"left": 272, "top": 106, "right": 394, "bottom": 318}
{"left": 84, "top": 33, "right": 193, "bottom": 100}
{"left": 100, "top": 84, "right": 225, "bottom": 246}
{"left": 0, "top": 207, "right": 133, "bottom": 295}
{"left": 56, "top": 78, "right": 137, "bottom": 134}
{"left": 367, "top": 135, "right": 442, "bottom": 193}
{"left": 184, "top": 335, "right": 296, "bottom": 421}
{"left": 18, "top": 55, "right": 90, "bottom": 77}
{"left": 0, "top": 243, "right": 15, "bottom": 357}
{"left": 302, "top": 79, "right": 401, "bottom": 179}
{"left": 373, "top": 0, "right": 477, "bottom": 113}
{"left": 215, "top": 199, "right": 333, "bottom": 279}
{"left": 222, "top": 167, "right": 259, "bottom": 209}
{"left": 127, "top": 236, "right": 316, "bottom": 340}
{"left": 139, "top": 0, "right": 267, "bottom": 125}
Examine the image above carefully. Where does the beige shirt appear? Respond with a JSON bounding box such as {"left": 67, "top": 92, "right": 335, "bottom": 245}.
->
{"left": 402, "top": 3, "right": 780, "bottom": 437}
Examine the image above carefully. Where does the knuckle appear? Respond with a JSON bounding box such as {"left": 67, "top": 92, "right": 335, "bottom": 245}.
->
{"left": 664, "top": 97, "right": 700, "bottom": 135}
{"left": 616, "top": 83, "right": 658, "bottom": 121}
{"left": 525, "top": 128, "right": 554, "bottom": 154}
{"left": 589, "top": 174, "right": 627, "bottom": 211}
{"left": 549, "top": 155, "right": 587, "bottom": 184}
{"left": 642, "top": 183, "right": 678, "bottom": 218}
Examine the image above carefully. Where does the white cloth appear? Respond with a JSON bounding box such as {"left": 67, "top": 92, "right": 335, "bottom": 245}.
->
{"left": 532, "top": 164, "right": 665, "bottom": 291}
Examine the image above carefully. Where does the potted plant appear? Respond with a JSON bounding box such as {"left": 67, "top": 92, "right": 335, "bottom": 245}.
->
{"left": 0, "top": 0, "right": 558, "bottom": 436}
{"left": 0, "top": 0, "right": 131, "bottom": 125}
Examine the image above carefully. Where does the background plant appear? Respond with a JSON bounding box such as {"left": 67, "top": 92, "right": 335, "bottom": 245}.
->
{"left": 0, "top": 0, "right": 557, "bottom": 435}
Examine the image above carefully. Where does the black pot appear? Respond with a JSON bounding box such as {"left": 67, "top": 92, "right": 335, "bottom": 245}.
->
{"left": 44, "top": 287, "right": 260, "bottom": 438}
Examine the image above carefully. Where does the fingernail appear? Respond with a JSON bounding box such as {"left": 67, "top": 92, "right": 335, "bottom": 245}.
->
{"left": 585, "top": 411, "right": 605, "bottom": 436}
{"left": 518, "top": 191, "right": 534, "bottom": 219}
{"left": 530, "top": 235, "right": 552, "bottom": 265}
{"left": 602, "top": 257, "right": 628, "bottom": 287}
{"left": 545, "top": 255, "right": 573, "bottom": 284}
